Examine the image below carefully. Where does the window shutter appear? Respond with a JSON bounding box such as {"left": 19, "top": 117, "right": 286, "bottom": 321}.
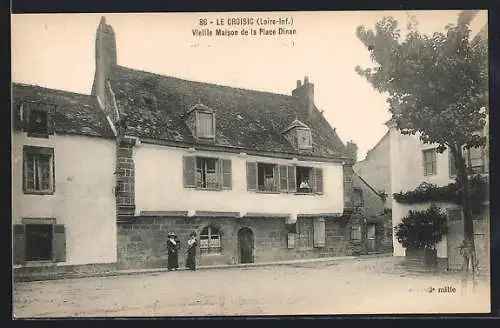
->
{"left": 13, "top": 224, "right": 26, "bottom": 265}
{"left": 287, "top": 233, "right": 295, "bottom": 249}
{"left": 273, "top": 165, "right": 280, "bottom": 192}
{"left": 279, "top": 166, "right": 288, "bottom": 192}
{"left": 314, "top": 167, "right": 323, "bottom": 194}
{"left": 310, "top": 168, "right": 317, "bottom": 193}
{"left": 313, "top": 217, "right": 326, "bottom": 248}
{"left": 221, "top": 159, "right": 232, "bottom": 190}
{"left": 52, "top": 224, "right": 66, "bottom": 262}
{"left": 246, "top": 162, "right": 257, "bottom": 191}
{"left": 287, "top": 165, "right": 296, "bottom": 192}
{"left": 22, "top": 103, "right": 32, "bottom": 132}
{"left": 183, "top": 156, "right": 196, "bottom": 188}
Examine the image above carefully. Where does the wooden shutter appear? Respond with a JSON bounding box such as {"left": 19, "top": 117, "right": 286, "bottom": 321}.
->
{"left": 313, "top": 217, "right": 326, "bottom": 248}
{"left": 221, "top": 159, "right": 232, "bottom": 190}
{"left": 310, "top": 168, "right": 317, "bottom": 193}
{"left": 22, "top": 103, "right": 32, "bottom": 132}
{"left": 273, "top": 165, "right": 280, "bottom": 192}
{"left": 287, "top": 233, "right": 295, "bottom": 249}
{"left": 279, "top": 166, "right": 288, "bottom": 192}
{"left": 183, "top": 156, "right": 196, "bottom": 188}
{"left": 246, "top": 162, "right": 257, "bottom": 191}
{"left": 287, "top": 165, "right": 296, "bottom": 192}
{"left": 52, "top": 224, "right": 66, "bottom": 262}
{"left": 449, "top": 153, "right": 457, "bottom": 177}
{"left": 314, "top": 168, "right": 323, "bottom": 194}
{"left": 13, "top": 224, "right": 26, "bottom": 265}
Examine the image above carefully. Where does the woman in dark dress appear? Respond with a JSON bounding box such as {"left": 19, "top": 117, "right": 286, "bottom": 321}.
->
{"left": 166, "top": 232, "right": 180, "bottom": 271}
{"left": 186, "top": 232, "right": 198, "bottom": 271}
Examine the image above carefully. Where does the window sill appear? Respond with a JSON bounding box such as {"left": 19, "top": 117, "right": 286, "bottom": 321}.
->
{"left": 20, "top": 260, "right": 65, "bottom": 267}
{"left": 256, "top": 190, "right": 280, "bottom": 194}
{"left": 23, "top": 190, "right": 55, "bottom": 195}
{"left": 200, "top": 253, "right": 223, "bottom": 256}
{"left": 295, "top": 192, "right": 315, "bottom": 196}
{"left": 195, "top": 187, "right": 223, "bottom": 192}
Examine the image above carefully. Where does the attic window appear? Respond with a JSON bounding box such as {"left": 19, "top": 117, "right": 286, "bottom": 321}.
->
{"left": 197, "top": 111, "right": 215, "bottom": 139}
{"left": 22, "top": 102, "right": 54, "bottom": 138}
{"left": 297, "top": 128, "right": 312, "bottom": 149}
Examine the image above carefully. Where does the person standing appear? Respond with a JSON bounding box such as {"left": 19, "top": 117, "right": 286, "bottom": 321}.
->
{"left": 166, "top": 232, "right": 179, "bottom": 271}
{"left": 186, "top": 232, "right": 198, "bottom": 271}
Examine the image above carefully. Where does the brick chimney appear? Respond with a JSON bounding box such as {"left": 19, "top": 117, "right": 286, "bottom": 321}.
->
{"left": 292, "top": 76, "right": 315, "bottom": 117}
{"left": 91, "top": 16, "right": 118, "bottom": 122}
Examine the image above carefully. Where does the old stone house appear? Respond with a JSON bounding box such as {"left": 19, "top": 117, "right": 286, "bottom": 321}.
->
{"left": 12, "top": 17, "right": 366, "bottom": 276}
{"left": 89, "top": 17, "right": 359, "bottom": 269}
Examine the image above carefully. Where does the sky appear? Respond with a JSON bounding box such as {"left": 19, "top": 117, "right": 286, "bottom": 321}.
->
{"left": 11, "top": 11, "right": 487, "bottom": 160}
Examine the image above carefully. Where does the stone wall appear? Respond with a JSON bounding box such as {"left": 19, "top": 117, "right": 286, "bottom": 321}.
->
{"left": 13, "top": 263, "right": 117, "bottom": 282}
{"left": 117, "top": 216, "right": 351, "bottom": 270}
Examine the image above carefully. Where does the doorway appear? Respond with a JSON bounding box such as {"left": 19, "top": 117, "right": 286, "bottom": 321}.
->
{"left": 238, "top": 227, "right": 254, "bottom": 264}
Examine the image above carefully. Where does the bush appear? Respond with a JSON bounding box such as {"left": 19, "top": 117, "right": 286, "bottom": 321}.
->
{"left": 394, "top": 204, "right": 448, "bottom": 250}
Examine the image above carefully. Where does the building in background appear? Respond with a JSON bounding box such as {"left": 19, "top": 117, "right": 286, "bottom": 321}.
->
{"left": 12, "top": 84, "right": 118, "bottom": 281}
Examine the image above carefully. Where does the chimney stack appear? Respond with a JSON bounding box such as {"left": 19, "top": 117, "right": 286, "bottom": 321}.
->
{"left": 91, "top": 16, "right": 118, "bottom": 122}
{"left": 292, "top": 76, "right": 315, "bottom": 117}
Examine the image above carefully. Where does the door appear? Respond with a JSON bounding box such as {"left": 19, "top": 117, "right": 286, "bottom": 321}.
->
{"left": 238, "top": 227, "right": 254, "bottom": 264}
{"left": 366, "top": 224, "right": 376, "bottom": 252}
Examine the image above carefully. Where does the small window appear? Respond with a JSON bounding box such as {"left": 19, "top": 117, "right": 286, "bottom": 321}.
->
{"left": 200, "top": 226, "right": 221, "bottom": 255}
{"left": 257, "top": 163, "right": 279, "bottom": 192}
{"left": 296, "top": 219, "right": 313, "bottom": 249}
{"left": 422, "top": 149, "right": 437, "bottom": 176}
{"left": 447, "top": 208, "right": 462, "bottom": 221}
{"left": 22, "top": 103, "right": 54, "bottom": 138}
{"left": 184, "top": 156, "right": 231, "bottom": 190}
{"left": 296, "top": 128, "right": 312, "bottom": 149}
{"left": 196, "top": 111, "right": 215, "bottom": 139}
{"left": 350, "top": 225, "right": 362, "bottom": 241}
{"left": 26, "top": 224, "right": 53, "bottom": 261}
{"left": 296, "top": 166, "right": 313, "bottom": 193}
{"left": 23, "top": 146, "right": 54, "bottom": 194}
{"left": 468, "top": 146, "right": 484, "bottom": 174}
{"left": 29, "top": 109, "right": 48, "bottom": 135}
{"left": 352, "top": 188, "right": 363, "bottom": 208}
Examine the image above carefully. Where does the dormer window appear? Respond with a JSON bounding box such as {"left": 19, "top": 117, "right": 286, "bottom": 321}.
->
{"left": 185, "top": 104, "right": 216, "bottom": 141}
{"left": 196, "top": 111, "right": 215, "bottom": 139}
{"left": 22, "top": 102, "right": 54, "bottom": 138}
{"left": 282, "top": 119, "right": 313, "bottom": 151}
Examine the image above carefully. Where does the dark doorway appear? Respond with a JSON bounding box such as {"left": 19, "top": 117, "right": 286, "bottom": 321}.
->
{"left": 238, "top": 227, "right": 254, "bottom": 264}
{"left": 26, "top": 224, "right": 53, "bottom": 261}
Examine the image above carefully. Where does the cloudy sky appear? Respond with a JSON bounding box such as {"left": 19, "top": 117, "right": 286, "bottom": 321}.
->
{"left": 11, "top": 11, "right": 487, "bottom": 160}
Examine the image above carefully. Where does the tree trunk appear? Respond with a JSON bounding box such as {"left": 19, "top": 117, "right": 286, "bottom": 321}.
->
{"left": 452, "top": 145, "right": 478, "bottom": 291}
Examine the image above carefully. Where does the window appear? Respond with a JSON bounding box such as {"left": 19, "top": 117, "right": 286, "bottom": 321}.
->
{"left": 183, "top": 156, "right": 231, "bottom": 190}
{"left": 257, "top": 163, "right": 279, "bottom": 192}
{"left": 200, "top": 226, "right": 221, "bottom": 255}
{"left": 448, "top": 145, "right": 486, "bottom": 177}
{"left": 23, "top": 146, "right": 54, "bottom": 194}
{"left": 13, "top": 220, "right": 66, "bottom": 265}
{"left": 296, "top": 166, "right": 313, "bottom": 193}
{"left": 296, "top": 219, "right": 313, "bottom": 249}
{"left": 22, "top": 102, "right": 54, "bottom": 138}
{"left": 296, "top": 128, "right": 312, "bottom": 149}
{"left": 350, "top": 224, "right": 362, "bottom": 242}
{"left": 352, "top": 188, "right": 363, "bottom": 208}
{"left": 422, "top": 149, "right": 437, "bottom": 176}
{"left": 196, "top": 111, "right": 215, "bottom": 139}
{"left": 447, "top": 208, "right": 462, "bottom": 221}
{"left": 247, "top": 162, "right": 323, "bottom": 195}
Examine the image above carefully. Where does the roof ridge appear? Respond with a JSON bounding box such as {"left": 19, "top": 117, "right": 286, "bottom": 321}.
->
{"left": 114, "top": 65, "right": 298, "bottom": 100}
{"left": 12, "top": 82, "right": 93, "bottom": 98}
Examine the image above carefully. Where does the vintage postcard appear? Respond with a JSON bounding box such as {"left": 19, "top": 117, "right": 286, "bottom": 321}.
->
{"left": 11, "top": 10, "right": 490, "bottom": 317}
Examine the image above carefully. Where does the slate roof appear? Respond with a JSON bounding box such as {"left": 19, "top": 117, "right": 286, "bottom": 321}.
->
{"left": 109, "top": 65, "right": 347, "bottom": 159}
{"left": 12, "top": 83, "right": 115, "bottom": 139}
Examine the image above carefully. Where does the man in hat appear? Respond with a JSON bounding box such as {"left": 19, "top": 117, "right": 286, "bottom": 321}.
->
{"left": 166, "top": 232, "right": 180, "bottom": 271}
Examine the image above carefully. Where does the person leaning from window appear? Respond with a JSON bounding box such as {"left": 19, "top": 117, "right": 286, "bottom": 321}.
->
{"left": 185, "top": 231, "right": 198, "bottom": 271}
{"left": 166, "top": 232, "right": 180, "bottom": 271}
{"left": 299, "top": 177, "right": 311, "bottom": 192}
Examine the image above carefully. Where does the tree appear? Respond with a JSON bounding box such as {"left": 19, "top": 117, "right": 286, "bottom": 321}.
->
{"left": 355, "top": 11, "right": 488, "bottom": 287}
{"left": 394, "top": 204, "right": 448, "bottom": 251}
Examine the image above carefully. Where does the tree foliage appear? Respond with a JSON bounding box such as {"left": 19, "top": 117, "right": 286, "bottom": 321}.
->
{"left": 394, "top": 204, "right": 448, "bottom": 250}
{"left": 355, "top": 11, "right": 488, "bottom": 152}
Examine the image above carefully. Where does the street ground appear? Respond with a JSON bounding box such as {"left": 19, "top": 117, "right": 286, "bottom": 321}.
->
{"left": 13, "top": 256, "right": 490, "bottom": 317}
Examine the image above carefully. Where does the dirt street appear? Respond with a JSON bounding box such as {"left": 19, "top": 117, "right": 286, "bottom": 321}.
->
{"left": 13, "top": 256, "right": 490, "bottom": 317}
